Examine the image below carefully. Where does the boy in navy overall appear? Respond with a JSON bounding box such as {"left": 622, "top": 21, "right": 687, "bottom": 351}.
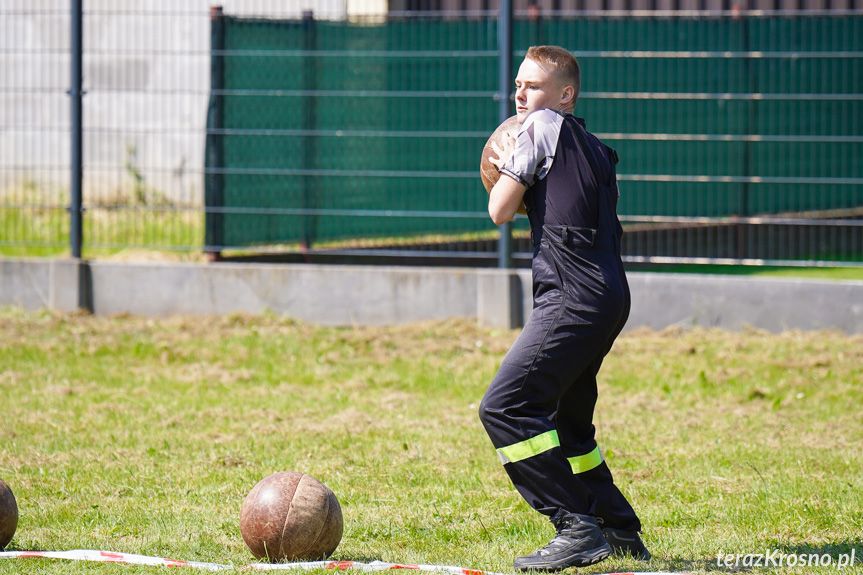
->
{"left": 480, "top": 45, "right": 649, "bottom": 571}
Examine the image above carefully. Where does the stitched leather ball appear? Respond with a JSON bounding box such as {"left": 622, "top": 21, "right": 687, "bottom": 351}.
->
{"left": 240, "top": 471, "right": 342, "bottom": 562}
{"left": 0, "top": 479, "right": 18, "bottom": 550}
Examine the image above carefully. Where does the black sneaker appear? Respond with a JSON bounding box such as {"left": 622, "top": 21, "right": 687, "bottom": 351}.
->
{"left": 601, "top": 527, "right": 651, "bottom": 561}
{"left": 513, "top": 513, "right": 611, "bottom": 572}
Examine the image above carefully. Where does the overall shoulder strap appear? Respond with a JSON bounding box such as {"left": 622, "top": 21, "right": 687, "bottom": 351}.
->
{"left": 568, "top": 118, "right": 617, "bottom": 187}
{"left": 569, "top": 118, "right": 624, "bottom": 240}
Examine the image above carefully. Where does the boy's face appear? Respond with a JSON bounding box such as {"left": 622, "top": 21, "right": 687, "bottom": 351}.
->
{"left": 514, "top": 57, "right": 569, "bottom": 124}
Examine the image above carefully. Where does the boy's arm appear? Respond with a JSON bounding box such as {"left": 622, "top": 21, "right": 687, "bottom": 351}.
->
{"left": 489, "top": 173, "right": 527, "bottom": 225}
{"left": 487, "top": 132, "right": 526, "bottom": 225}
{"left": 487, "top": 109, "right": 560, "bottom": 225}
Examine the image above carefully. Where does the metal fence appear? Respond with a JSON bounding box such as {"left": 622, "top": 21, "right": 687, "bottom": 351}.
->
{"left": 1, "top": 1, "right": 861, "bottom": 268}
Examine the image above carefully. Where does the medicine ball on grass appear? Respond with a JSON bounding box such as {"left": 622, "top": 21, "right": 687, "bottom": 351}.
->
{"left": 240, "top": 471, "right": 343, "bottom": 562}
{"left": 0, "top": 479, "right": 18, "bottom": 550}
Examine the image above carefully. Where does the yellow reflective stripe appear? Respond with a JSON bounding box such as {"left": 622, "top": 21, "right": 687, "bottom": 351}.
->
{"left": 497, "top": 430, "right": 560, "bottom": 464}
{"left": 567, "top": 446, "right": 603, "bottom": 474}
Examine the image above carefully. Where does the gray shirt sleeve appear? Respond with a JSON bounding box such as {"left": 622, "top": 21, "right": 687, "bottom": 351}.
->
{"left": 500, "top": 109, "right": 564, "bottom": 188}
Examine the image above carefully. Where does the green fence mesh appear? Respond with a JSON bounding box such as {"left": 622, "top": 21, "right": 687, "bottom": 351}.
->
{"left": 204, "top": 15, "right": 863, "bottom": 259}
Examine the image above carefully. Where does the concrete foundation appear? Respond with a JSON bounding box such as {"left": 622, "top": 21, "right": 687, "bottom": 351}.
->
{"left": 1, "top": 258, "right": 861, "bottom": 333}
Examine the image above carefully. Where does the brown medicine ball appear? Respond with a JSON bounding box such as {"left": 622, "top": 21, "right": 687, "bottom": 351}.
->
{"left": 0, "top": 479, "right": 18, "bottom": 550}
{"left": 239, "top": 471, "right": 343, "bottom": 562}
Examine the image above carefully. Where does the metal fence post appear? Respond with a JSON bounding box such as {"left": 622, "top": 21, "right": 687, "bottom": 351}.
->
{"left": 204, "top": 6, "right": 225, "bottom": 259}
{"left": 738, "top": 12, "right": 753, "bottom": 260}
{"left": 70, "top": 0, "right": 83, "bottom": 258}
{"left": 301, "top": 10, "right": 316, "bottom": 251}
{"left": 497, "top": 0, "right": 513, "bottom": 269}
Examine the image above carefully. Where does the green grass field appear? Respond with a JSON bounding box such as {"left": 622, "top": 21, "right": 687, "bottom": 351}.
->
{"left": 1, "top": 309, "right": 862, "bottom": 574}
{"left": 0, "top": 207, "right": 206, "bottom": 261}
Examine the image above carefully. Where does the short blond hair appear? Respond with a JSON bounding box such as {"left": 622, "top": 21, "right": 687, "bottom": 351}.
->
{"left": 525, "top": 45, "right": 581, "bottom": 105}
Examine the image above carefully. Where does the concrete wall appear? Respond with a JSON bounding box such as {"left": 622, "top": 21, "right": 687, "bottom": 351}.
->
{"left": 84, "top": 261, "right": 481, "bottom": 327}
{"left": 626, "top": 273, "right": 863, "bottom": 333}
{"left": 2, "top": 258, "right": 862, "bottom": 333}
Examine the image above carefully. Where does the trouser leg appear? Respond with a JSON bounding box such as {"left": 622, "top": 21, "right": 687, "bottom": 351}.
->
{"left": 479, "top": 290, "right": 614, "bottom": 519}
{"left": 555, "top": 367, "right": 642, "bottom": 532}
{"left": 554, "top": 271, "right": 641, "bottom": 532}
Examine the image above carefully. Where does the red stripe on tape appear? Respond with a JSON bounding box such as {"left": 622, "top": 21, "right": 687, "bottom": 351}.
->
{"left": 100, "top": 551, "right": 128, "bottom": 563}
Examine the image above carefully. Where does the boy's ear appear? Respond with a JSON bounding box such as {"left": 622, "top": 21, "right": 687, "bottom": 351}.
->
{"left": 560, "top": 85, "right": 575, "bottom": 107}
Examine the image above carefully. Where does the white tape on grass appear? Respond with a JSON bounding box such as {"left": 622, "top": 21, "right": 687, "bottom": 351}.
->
{"left": 0, "top": 549, "right": 687, "bottom": 574}
{"left": 0, "top": 550, "right": 228, "bottom": 571}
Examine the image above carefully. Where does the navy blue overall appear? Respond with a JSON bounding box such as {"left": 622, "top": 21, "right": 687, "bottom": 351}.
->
{"left": 479, "top": 115, "right": 641, "bottom": 532}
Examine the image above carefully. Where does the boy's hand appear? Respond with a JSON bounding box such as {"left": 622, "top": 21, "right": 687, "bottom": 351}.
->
{"left": 489, "top": 132, "right": 516, "bottom": 170}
